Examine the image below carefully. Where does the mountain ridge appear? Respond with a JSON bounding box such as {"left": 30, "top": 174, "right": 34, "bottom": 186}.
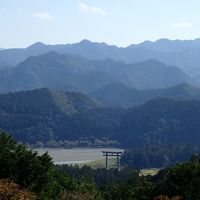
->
{"left": 1, "top": 38, "right": 200, "bottom": 79}
{"left": 90, "top": 83, "right": 200, "bottom": 107}
{"left": 0, "top": 52, "right": 194, "bottom": 93}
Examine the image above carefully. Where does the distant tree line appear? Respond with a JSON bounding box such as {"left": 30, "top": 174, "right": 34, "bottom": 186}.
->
{"left": 121, "top": 144, "right": 200, "bottom": 168}
{"left": 30, "top": 138, "right": 120, "bottom": 148}
{"left": 1, "top": 95, "right": 200, "bottom": 149}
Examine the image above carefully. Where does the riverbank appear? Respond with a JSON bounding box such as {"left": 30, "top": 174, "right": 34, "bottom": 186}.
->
{"left": 33, "top": 147, "right": 124, "bottom": 166}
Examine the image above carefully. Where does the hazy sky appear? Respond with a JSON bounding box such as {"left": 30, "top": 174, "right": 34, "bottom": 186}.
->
{"left": 0, "top": 0, "right": 200, "bottom": 48}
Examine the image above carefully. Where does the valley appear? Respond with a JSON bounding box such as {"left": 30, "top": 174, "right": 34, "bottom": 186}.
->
{"left": 1, "top": 1, "right": 200, "bottom": 199}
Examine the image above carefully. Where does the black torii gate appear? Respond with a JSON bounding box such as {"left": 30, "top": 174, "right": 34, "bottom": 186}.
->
{"left": 102, "top": 151, "right": 123, "bottom": 170}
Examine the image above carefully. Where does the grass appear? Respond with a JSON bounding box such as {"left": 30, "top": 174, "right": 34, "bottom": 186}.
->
{"left": 140, "top": 168, "right": 160, "bottom": 176}
{"left": 77, "top": 159, "right": 160, "bottom": 176}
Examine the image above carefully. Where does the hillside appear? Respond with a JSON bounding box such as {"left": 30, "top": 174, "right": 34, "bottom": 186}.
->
{"left": 118, "top": 98, "right": 200, "bottom": 147}
{"left": 0, "top": 52, "right": 193, "bottom": 93}
{"left": 0, "top": 88, "right": 102, "bottom": 143}
{"left": 66, "top": 98, "right": 200, "bottom": 147}
{"left": 90, "top": 83, "right": 200, "bottom": 107}
{"left": 1, "top": 89, "right": 200, "bottom": 147}
{"left": 0, "top": 88, "right": 102, "bottom": 115}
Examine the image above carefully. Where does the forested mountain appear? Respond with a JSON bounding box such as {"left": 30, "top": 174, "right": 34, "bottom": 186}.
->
{"left": 0, "top": 88, "right": 103, "bottom": 143}
{"left": 0, "top": 52, "right": 193, "bottom": 93}
{"left": 1, "top": 39, "right": 200, "bottom": 79}
{"left": 118, "top": 98, "right": 200, "bottom": 147}
{"left": 91, "top": 83, "right": 200, "bottom": 107}
{"left": 0, "top": 88, "right": 102, "bottom": 116}
{"left": 70, "top": 98, "right": 200, "bottom": 147}
{"left": 1, "top": 89, "right": 200, "bottom": 147}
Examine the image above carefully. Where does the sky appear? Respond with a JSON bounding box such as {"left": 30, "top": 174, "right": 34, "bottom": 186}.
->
{"left": 0, "top": 0, "right": 200, "bottom": 48}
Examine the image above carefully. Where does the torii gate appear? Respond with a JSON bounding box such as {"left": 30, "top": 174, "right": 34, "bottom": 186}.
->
{"left": 102, "top": 151, "right": 123, "bottom": 170}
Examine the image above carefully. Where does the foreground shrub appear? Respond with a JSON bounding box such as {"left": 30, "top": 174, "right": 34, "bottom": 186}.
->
{"left": 0, "top": 179, "right": 35, "bottom": 200}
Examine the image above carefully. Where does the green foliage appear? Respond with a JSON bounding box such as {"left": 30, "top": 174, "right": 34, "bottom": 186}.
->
{"left": 31, "top": 138, "right": 120, "bottom": 148}
{"left": 0, "top": 132, "right": 100, "bottom": 200}
{"left": 1, "top": 132, "right": 200, "bottom": 200}
{"left": 2, "top": 91, "right": 200, "bottom": 149}
{"left": 57, "top": 165, "right": 135, "bottom": 187}
{"left": 103, "top": 157, "right": 200, "bottom": 200}
{"left": 121, "top": 144, "right": 200, "bottom": 168}
{"left": 91, "top": 83, "right": 200, "bottom": 108}
{"left": 0, "top": 131, "right": 62, "bottom": 199}
{"left": 0, "top": 88, "right": 102, "bottom": 143}
{"left": 151, "top": 157, "right": 200, "bottom": 199}
{"left": 118, "top": 98, "right": 200, "bottom": 147}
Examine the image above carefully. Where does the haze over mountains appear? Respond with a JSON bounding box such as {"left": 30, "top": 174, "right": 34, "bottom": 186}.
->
{"left": 1, "top": 38, "right": 200, "bottom": 147}
{"left": 90, "top": 83, "right": 200, "bottom": 107}
{"left": 0, "top": 51, "right": 194, "bottom": 93}
{"left": 1, "top": 38, "right": 200, "bottom": 80}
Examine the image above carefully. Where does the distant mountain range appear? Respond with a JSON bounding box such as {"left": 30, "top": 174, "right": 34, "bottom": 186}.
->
{"left": 0, "top": 51, "right": 193, "bottom": 93}
{"left": 2, "top": 39, "right": 200, "bottom": 147}
{"left": 90, "top": 83, "right": 200, "bottom": 107}
{"left": 1, "top": 88, "right": 200, "bottom": 147}
{"left": 1, "top": 39, "right": 200, "bottom": 80}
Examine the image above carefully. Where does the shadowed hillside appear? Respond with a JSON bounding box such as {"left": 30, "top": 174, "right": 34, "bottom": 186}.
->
{"left": 90, "top": 83, "right": 200, "bottom": 107}
{"left": 1, "top": 89, "right": 200, "bottom": 147}
{"left": 0, "top": 52, "right": 193, "bottom": 93}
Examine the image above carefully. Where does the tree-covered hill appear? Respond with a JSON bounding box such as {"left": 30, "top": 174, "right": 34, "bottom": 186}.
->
{"left": 1, "top": 89, "right": 200, "bottom": 147}
{"left": 65, "top": 98, "right": 200, "bottom": 147}
{"left": 118, "top": 98, "right": 200, "bottom": 147}
{"left": 90, "top": 83, "right": 200, "bottom": 107}
{"left": 0, "top": 88, "right": 102, "bottom": 116}
{"left": 0, "top": 88, "right": 103, "bottom": 143}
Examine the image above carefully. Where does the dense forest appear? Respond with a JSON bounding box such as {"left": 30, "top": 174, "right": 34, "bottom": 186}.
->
{"left": 90, "top": 83, "right": 200, "bottom": 107}
{"left": 1, "top": 131, "right": 200, "bottom": 200}
{"left": 121, "top": 144, "right": 200, "bottom": 168}
{"left": 1, "top": 89, "right": 200, "bottom": 149}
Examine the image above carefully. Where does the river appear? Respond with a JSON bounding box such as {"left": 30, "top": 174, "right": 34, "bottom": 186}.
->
{"left": 33, "top": 148, "right": 124, "bottom": 165}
